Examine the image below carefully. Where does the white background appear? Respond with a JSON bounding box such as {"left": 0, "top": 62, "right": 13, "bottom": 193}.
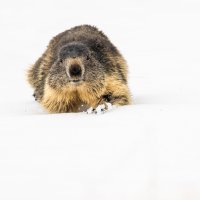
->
{"left": 0, "top": 0, "right": 200, "bottom": 199}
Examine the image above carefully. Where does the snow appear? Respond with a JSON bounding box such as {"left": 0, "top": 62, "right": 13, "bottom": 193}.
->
{"left": 86, "top": 103, "right": 114, "bottom": 114}
{"left": 0, "top": 0, "right": 200, "bottom": 199}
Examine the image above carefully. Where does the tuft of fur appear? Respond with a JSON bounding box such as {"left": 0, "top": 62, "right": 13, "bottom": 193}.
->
{"left": 27, "top": 25, "right": 132, "bottom": 113}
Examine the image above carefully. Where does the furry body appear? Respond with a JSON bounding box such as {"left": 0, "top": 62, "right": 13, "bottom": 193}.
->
{"left": 27, "top": 25, "right": 131, "bottom": 113}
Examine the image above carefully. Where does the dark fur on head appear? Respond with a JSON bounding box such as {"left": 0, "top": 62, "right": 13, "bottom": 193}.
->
{"left": 48, "top": 41, "right": 105, "bottom": 90}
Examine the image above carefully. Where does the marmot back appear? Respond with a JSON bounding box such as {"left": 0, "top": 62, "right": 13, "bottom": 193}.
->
{"left": 27, "top": 25, "right": 131, "bottom": 113}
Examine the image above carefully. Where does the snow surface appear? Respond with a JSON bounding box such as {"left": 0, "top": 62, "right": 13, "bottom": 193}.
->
{"left": 1, "top": 0, "right": 200, "bottom": 199}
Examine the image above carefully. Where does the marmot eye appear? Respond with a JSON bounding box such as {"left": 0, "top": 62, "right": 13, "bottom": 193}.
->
{"left": 59, "top": 59, "right": 63, "bottom": 64}
{"left": 86, "top": 55, "right": 90, "bottom": 60}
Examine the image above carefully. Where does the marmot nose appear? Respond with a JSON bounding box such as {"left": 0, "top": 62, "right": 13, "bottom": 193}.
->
{"left": 69, "top": 64, "right": 82, "bottom": 77}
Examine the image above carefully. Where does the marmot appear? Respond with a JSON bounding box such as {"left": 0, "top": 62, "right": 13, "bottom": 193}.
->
{"left": 27, "top": 25, "right": 131, "bottom": 113}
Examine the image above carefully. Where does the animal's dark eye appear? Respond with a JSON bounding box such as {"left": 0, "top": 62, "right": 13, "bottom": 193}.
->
{"left": 59, "top": 59, "right": 63, "bottom": 64}
{"left": 86, "top": 55, "right": 90, "bottom": 60}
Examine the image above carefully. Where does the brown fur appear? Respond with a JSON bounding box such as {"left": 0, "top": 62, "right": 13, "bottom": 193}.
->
{"left": 27, "top": 25, "right": 132, "bottom": 113}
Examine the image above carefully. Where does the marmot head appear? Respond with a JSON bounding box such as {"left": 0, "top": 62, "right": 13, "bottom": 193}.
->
{"left": 47, "top": 42, "right": 105, "bottom": 90}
